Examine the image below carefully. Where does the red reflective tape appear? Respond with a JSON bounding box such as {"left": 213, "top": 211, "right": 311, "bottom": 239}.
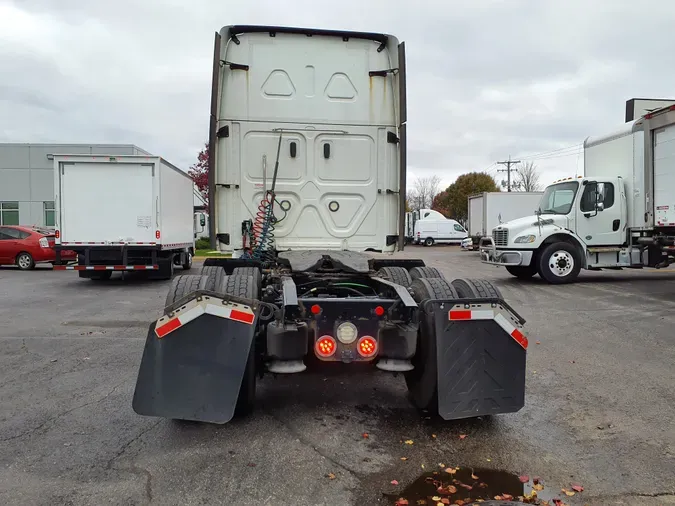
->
{"left": 229, "top": 309, "right": 255, "bottom": 325}
{"left": 449, "top": 310, "right": 472, "bottom": 320}
{"left": 156, "top": 318, "right": 181, "bottom": 338}
{"left": 511, "top": 328, "right": 528, "bottom": 349}
{"left": 132, "top": 265, "right": 146, "bottom": 270}
{"left": 53, "top": 265, "right": 67, "bottom": 270}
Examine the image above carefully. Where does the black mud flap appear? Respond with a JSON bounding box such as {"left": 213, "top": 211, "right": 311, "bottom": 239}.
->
{"left": 428, "top": 298, "right": 527, "bottom": 420}
{"left": 132, "top": 295, "right": 258, "bottom": 424}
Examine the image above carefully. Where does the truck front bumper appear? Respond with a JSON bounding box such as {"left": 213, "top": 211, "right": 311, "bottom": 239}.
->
{"left": 480, "top": 239, "right": 534, "bottom": 267}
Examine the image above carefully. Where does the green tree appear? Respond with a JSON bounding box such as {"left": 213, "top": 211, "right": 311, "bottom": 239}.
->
{"left": 444, "top": 172, "right": 500, "bottom": 222}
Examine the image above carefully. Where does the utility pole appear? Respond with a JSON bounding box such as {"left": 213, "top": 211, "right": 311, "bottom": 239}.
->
{"left": 497, "top": 155, "right": 521, "bottom": 192}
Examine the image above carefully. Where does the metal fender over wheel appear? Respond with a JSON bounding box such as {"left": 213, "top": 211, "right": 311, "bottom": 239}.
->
{"left": 451, "top": 278, "right": 502, "bottom": 299}
{"left": 165, "top": 274, "right": 208, "bottom": 307}
{"left": 409, "top": 266, "right": 445, "bottom": 281}
{"left": 200, "top": 265, "right": 225, "bottom": 292}
{"left": 376, "top": 266, "right": 412, "bottom": 287}
{"left": 222, "top": 274, "right": 258, "bottom": 416}
{"left": 405, "top": 277, "right": 458, "bottom": 413}
{"left": 505, "top": 265, "right": 537, "bottom": 279}
{"left": 538, "top": 242, "right": 581, "bottom": 284}
{"left": 16, "top": 252, "right": 35, "bottom": 270}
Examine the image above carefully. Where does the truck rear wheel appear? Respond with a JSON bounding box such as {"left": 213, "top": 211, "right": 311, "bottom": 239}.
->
{"left": 505, "top": 265, "right": 537, "bottom": 279}
{"left": 165, "top": 274, "right": 208, "bottom": 307}
{"left": 182, "top": 251, "right": 193, "bottom": 270}
{"left": 538, "top": 242, "right": 581, "bottom": 284}
{"left": 451, "top": 278, "right": 502, "bottom": 299}
{"left": 222, "top": 274, "right": 258, "bottom": 417}
{"left": 200, "top": 265, "right": 225, "bottom": 292}
{"left": 409, "top": 266, "right": 444, "bottom": 281}
{"left": 405, "top": 277, "right": 458, "bottom": 414}
{"left": 232, "top": 267, "right": 262, "bottom": 295}
{"left": 376, "top": 266, "right": 412, "bottom": 287}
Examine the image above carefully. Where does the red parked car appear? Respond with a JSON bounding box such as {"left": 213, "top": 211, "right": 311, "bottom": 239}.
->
{"left": 0, "top": 225, "right": 76, "bottom": 270}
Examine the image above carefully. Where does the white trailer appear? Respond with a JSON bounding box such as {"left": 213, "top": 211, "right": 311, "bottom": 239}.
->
{"left": 53, "top": 155, "right": 195, "bottom": 280}
{"left": 481, "top": 104, "right": 675, "bottom": 283}
{"left": 467, "top": 192, "right": 543, "bottom": 250}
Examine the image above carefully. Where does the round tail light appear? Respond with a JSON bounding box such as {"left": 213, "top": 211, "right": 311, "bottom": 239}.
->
{"left": 315, "top": 336, "right": 337, "bottom": 358}
{"left": 357, "top": 336, "right": 377, "bottom": 358}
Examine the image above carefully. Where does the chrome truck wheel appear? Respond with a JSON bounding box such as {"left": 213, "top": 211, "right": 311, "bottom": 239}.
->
{"left": 538, "top": 242, "right": 581, "bottom": 284}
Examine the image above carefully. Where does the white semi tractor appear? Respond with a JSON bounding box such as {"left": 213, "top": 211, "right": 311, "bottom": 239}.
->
{"left": 481, "top": 105, "right": 675, "bottom": 283}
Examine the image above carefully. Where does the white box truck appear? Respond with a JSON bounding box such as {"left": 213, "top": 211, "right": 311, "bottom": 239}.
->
{"left": 53, "top": 155, "right": 195, "bottom": 280}
{"left": 481, "top": 104, "right": 675, "bottom": 283}
{"left": 467, "top": 192, "right": 543, "bottom": 250}
{"left": 131, "top": 25, "right": 529, "bottom": 425}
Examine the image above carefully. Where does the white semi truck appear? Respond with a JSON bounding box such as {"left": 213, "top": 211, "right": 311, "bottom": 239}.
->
{"left": 53, "top": 155, "right": 195, "bottom": 280}
{"left": 467, "top": 192, "right": 544, "bottom": 250}
{"left": 481, "top": 104, "right": 675, "bottom": 283}
{"left": 132, "top": 25, "right": 530, "bottom": 425}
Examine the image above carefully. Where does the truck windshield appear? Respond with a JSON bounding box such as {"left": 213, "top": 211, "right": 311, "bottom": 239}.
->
{"left": 538, "top": 181, "right": 579, "bottom": 215}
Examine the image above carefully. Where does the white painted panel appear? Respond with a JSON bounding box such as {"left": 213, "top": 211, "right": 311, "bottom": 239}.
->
{"left": 654, "top": 124, "right": 675, "bottom": 226}
{"left": 159, "top": 161, "right": 194, "bottom": 247}
{"left": 468, "top": 195, "right": 484, "bottom": 236}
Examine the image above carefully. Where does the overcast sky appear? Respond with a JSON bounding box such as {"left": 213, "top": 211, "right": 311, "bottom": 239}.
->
{"left": 1, "top": 0, "right": 674, "bottom": 190}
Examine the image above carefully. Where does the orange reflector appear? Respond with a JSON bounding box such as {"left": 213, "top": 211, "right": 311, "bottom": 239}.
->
{"left": 155, "top": 230, "right": 161, "bottom": 239}
{"left": 357, "top": 336, "right": 377, "bottom": 358}
{"left": 311, "top": 304, "right": 321, "bottom": 315}
{"left": 315, "top": 336, "right": 336, "bottom": 357}
{"left": 374, "top": 306, "right": 385, "bottom": 317}
{"left": 55, "top": 230, "right": 60, "bottom": 239}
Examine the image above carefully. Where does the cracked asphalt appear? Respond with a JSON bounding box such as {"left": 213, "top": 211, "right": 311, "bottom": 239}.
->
{"left": 1, "top": 249, "right": 674, "bottom": 505}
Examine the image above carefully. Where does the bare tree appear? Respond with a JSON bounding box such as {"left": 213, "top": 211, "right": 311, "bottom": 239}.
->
{"left": 409, "top": 175, "right": 442, "bottom": 210}
{"left": 513, "top": 162, "right": 541, "bottom": 192}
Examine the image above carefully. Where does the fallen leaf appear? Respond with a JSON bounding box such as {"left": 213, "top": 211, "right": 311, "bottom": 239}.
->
{"left": 439, "top": 463, "right": 445, "bottom": 468}
{"left": 362, "top": 433, "right": 369, "bottom": 439}
{"left": 441, "top": 499, "right": 450, "bottom": 505}
{"left": 421, "top": 464, "right": 425, "bottom": 469}
{"left": 524, "top": 490, "right": 538, "bottom": 501}
{"left": 458, "top": 434, "right": 467, "bottom": 440}
{"left": 494, "top": 496, "right": 502, "bottom": 501}
{"left": 533, "top": 483, "right": 544, "bottom": 491}
{"left": 405, "top": 440, "right": 414, "bottom": 445}
{"left": 532, "top": 370, "right": 537, "bottom": 374}
{"left": 436, "top": 503, "right": 443, "bottom": 506}
{"left": 447, "top": 485, "right": 457, "bottom": 494}
{"left": 471, "top": 473, "right": 479, "bottom": 480}
{"left": 247, "top": 463, "right": 257, "bottom": 467}
{"left": 571, "top": 484, "right": 584, "bottom": 492}
{"left": 416, "top": 501, "right": 427, "bottom": 506}
{"left": 444, "top": 468, "right": 457, "bottom": 475}
{"left": 395, "top": 499, "right": 409, "bottom": 506}
{"left": 326, "top": 473, "right": 335, "bottom": 480}
{"left": 454, "top": 501, "right": 465, "bottom": 506}
{"left": 501, "top": 494, "right": 514, "bottom": 501}
{"left": 50, "top": 359, "right": 58, "bottom": 363}
{"left": 562, "top": 488, "right": 575, "bottom": 497}
{"left": 459, "top": 483, "right": 473, "bottom": 491}
{"left": 391, "top": 480, "right": 399, "bottom": 485}
{"left": 432, "top": 434, "right": 437, "bottom": 438}
{"left": 519, "top": 475, "right": 529, "bottom": 483}
{"left": 486, "top": 458, "right": 492, "bottom": 462}
{"left": 569, "top": 360, "right": 575, "bottom": 364}
{"left": 478, "top": 482, "right": 488, "bottom": 488}
{"left": 400, "top": 457, "right": 408, "bottom": 461}
{"left": 533, "top": 476, "right": 541, "bottom": 484}
{"left": 536, "top": 340, "right": 541, "bottom": 344}
{"left": 431, "top": 497, "right": 441, "bottom": 502}
{"left": 552, "top": 500, "right": 565, "bottom": 506}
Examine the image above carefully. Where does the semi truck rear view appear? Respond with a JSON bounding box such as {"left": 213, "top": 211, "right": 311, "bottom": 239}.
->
{"left": 53, "top": 155, "right": 195, "bottom": 279}
{"left": 132, "top": 25, "right": 530, "bottom": 424}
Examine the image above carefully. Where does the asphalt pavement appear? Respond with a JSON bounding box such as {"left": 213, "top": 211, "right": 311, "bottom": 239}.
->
{"left": 1, "top": 249, "right": 674, "bottom": 506}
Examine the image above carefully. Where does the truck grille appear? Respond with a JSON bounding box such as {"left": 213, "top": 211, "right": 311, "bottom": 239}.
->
{"left": 493, "top": 229, "right": 508, "bottom": 247}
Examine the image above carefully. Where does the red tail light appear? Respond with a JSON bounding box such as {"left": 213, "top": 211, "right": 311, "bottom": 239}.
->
{"left": 155, "top": 230, "right": 161, "bottom": 239}
{"left": 357, "top": 336, "right": 377, "bottom": 358}
{"left": 374, "top": 306, "right": 385, "bottom": 317}
{"left": 315, "top": 336, "right": 337, "bottom": 358}
{"left": 311, "top": 304, "right": 322, "bottom": 315}
{"left": 55, "top": 230, "right": 60, "bottom": 239}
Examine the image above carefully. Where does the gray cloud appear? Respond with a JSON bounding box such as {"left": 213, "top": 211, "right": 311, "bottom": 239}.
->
{"left": 2, "top": 0, "right": 675, "bottom": 188}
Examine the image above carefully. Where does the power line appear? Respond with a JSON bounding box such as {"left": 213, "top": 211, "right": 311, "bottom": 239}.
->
{"left": 514, "top": 142, "right": 583, "bottom": 161}
{"left": 497, "top": 155, "right": 520, "bottom": 192}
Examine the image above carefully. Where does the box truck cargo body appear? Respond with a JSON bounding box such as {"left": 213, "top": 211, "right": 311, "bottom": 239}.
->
{"left": 467, "top": 192, "right": 543, "bottom": 250}
{"left": 53, "top": 155, "right": 195, "bottom": 279}
{"left": 481, "top": 105, "right": 675, "bottom": 283}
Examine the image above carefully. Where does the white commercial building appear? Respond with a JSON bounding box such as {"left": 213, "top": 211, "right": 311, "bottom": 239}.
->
{"left": 0, "top": 143, "right": 150, "bottom": 227}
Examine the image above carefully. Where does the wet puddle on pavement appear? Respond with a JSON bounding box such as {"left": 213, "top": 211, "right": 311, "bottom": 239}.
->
{"left": 389, "top": 467, "right": 566, "bottom": 505}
